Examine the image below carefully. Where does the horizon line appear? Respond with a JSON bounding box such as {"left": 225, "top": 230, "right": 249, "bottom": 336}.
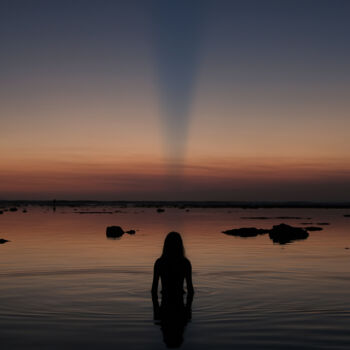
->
{"left": 1, "top": 199, "right": 350, "bottom": 209}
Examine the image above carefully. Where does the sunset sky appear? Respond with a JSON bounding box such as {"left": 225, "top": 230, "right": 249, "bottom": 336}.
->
{"left": 1, "top": 0, "right": 350, "bottom": 201}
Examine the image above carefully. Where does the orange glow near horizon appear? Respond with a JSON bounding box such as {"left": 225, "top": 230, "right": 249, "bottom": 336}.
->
{"left": 1, "top": 153, "right": 350, "bottom": 200}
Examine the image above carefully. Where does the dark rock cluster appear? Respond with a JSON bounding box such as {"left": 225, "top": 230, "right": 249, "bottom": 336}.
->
{"left": 269, "top": 224, "right": 309, "bottom": 244}
{"left": 222, "top": 227, "right": 269, "bottom": 237}
{"left": 223, "top": 223, "right": 318, "bottom": 244}
{"left": 106, "top": 226, "right": 124, "bottom": 238}
{"left": 106, "top": 226, "right": 136, "bottom": 239}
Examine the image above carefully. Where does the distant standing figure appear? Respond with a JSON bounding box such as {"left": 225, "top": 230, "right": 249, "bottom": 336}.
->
{"left": 152, "top": 232, "right": 194, "bottom": 348}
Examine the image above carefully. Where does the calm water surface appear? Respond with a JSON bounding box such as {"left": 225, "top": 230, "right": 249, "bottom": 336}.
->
{"left": 1, "top": 206, "right": 350, "bottom": 349}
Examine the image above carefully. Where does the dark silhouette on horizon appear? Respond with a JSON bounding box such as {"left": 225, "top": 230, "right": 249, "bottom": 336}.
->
{"left": 152, "top": 232, "right": 194, "bottom": 348}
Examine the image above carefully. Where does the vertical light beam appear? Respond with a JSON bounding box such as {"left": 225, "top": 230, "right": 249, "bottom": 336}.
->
{"left": 152, "top": 0, "right": 201, "bottom": 163}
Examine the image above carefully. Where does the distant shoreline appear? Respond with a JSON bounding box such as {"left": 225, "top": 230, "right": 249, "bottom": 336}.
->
{"left": 1, "top": 200, "right": 350, "bottom": 209}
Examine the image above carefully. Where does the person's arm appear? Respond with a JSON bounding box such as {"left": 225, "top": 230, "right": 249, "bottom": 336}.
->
{"left": 185, "top": 259, "right": 194, "bottom": 319}
{"left": 151, "top": 259, "right": 161, "bottom": 320}
{"left": 185, "top": 259, "right": 194, "bottom": 296}
{"left": 151, "top": 259, "right": 160, "bottom": 297}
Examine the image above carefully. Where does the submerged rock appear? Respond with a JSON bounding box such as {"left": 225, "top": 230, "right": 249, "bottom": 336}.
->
{"left": 241, "top": 216, "right": 269, "bottom": 220}
{"left": 78, "top": 211, "right": 113, "bottom": 214}
{"left": 157, "top": 208, "right": 165, "bottom": 213}
{"left": 0, "top": 211, "right": 3, "bottom": 214}
{"left": 0, "top": 239, "right": 9, "bottom": 244}
{"left": 317, "top": 222, "right": 329, "bottom": 225}
{"left": 276, "top": 216, "right": 304, "bottom": 219}
{"left": 126, "top": 230, "right": 136, "bottom": 235}
{"left": 241, "top": 216, "right": 311, "bottom": 220}
{"left": 269, "top": 224, "right": 309, "bottom": 244}
{"left": 304, "top": 226, "right": 323, "bottom": 231}
{"left": 222, "top": 227, "right": 270, "bottom": 237}
{"left": 9, "top": 207, "right": 18, "bottom": 212}
{"left": 106, "top": 226, "right": 124, "bottom": 238}
{"left": 344, "top": 215, "right": 350, "bottom": 217}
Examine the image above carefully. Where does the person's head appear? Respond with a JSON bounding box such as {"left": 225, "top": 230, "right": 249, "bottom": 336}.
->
{"left": 161, "top": 232, "right": 185, "bottom": 259}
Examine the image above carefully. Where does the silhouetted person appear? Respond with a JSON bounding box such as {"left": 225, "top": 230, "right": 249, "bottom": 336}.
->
{"left": 152, "top": 232, "right": 194, "bottom": 348}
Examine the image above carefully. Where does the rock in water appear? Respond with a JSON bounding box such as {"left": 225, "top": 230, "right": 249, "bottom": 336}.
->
{"left": 157, "top": 208, "right": 165, "bottom": 213}
{"left": 304, "top": 226, "right": 323, "bottom": 231}
{"left": 0, "top": 239, "right": 9, "bottom": 244}
{"left": 269, "top": 224, "right": 309, "bottom": 244}
{"left": 106, "top": 226, "right": 124, "bottom": 238}
{"left": 222, "top": 227, "right": 270, "bottom": 237}
{"left": 9, "top": 207, "right": 18, "bottom": 212}
{"left": 126, "top": 230, "right": 136, "bottom": 235}
{"left": 241, "top": 216, "right": 270, "bottom": 220}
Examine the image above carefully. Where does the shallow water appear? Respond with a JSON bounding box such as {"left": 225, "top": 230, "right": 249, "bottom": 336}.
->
{"left": 1, "top": 206, "right": 350, "bottom": 349}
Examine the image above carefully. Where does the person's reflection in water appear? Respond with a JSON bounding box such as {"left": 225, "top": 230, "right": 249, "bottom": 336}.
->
{"left": 152, "top": 232, "right": 194, "bottom": 348}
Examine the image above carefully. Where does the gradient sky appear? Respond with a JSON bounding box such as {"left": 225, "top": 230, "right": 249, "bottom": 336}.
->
{"left": 1, "top": 0, "right": 350, "bottom": 201}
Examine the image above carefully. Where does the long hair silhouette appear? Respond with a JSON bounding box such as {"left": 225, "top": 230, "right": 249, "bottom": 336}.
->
{"left": 161, "top": 231, "right": 185, "bottom": 260}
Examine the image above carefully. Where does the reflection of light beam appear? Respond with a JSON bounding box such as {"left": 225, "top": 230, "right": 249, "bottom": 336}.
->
{"left": 152, "top": 0, "right": 201, "bottom": 162}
